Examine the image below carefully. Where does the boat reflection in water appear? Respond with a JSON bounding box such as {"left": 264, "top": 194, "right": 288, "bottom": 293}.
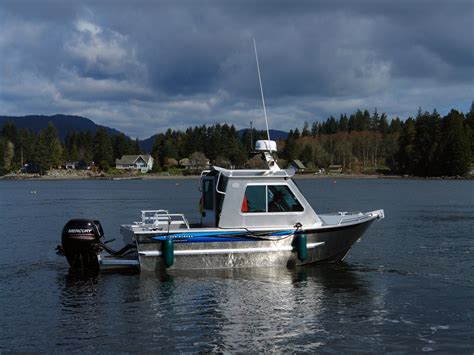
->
{"left": 56, "top": 261, "right": 388, "bottom": 352}
{"left": 141, "top": 266, "right": 374, "bottom": 352}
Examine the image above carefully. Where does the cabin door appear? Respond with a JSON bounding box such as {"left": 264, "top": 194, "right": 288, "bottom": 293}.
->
{"left": 201, "top": 176, "right": 216, "bottom": 227}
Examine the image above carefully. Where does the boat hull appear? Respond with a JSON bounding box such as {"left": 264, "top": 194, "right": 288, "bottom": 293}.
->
{"left": 134, "top": 219, "right": 374, "bottom": 271}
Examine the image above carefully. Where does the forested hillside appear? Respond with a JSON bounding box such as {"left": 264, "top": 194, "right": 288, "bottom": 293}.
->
{"left": 1, "top": 105, "right": 473, "bottom": 177}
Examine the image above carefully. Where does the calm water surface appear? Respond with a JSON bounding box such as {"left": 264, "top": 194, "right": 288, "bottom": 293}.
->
{"left": 0, "top": 178, "right": 473, "bottom": 352}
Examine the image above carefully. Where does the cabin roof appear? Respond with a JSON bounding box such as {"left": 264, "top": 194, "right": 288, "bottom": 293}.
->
{"left": 211, "top": 166, "right": 295, "bottom": 178}
{"left": 116, "top": 154, "right": 152, "bottom": 165}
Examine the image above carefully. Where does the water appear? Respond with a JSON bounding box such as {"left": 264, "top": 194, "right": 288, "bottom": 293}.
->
{"left": 0, "top": 178, "right": 473, "bottom": 352}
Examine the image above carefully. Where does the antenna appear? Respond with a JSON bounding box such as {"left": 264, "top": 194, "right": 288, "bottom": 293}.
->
{"left": 253, "top": 38, "right": 271, "bottom": 144}
{"left": 250, "top": 121, "right": 253, "bottom": 151}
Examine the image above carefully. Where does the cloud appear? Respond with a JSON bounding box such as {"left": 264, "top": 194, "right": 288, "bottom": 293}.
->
{"left": 0, "top": 1, "right": 473, "bottom": 138}
{"left": 65, "top": 19, "right": 146, "bottom": 80}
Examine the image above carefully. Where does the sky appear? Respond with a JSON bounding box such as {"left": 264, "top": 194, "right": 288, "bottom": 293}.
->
{"left": 0, "top": 0, "right": 473, "bottom": 139}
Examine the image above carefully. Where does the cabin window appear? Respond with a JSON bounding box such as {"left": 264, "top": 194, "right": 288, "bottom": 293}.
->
{"left": 241, "top": 185, "right": 303, "bottom": 213}
{"left": 203, "top": 179, "right": 214, "bottom": 210}
{"left": 267, "top": 185, "right": 303, "bottom": 212}
{"left": 242, "top": 185, "right": 266, "bottom": 213}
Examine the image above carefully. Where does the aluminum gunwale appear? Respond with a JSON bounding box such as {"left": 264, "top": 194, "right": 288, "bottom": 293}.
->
{"left": 124, "top": 212, "right": 379, "bottom": 238}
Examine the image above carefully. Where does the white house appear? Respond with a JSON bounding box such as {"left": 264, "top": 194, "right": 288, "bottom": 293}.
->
{"left": 115, "top": 155, "right": 154, "bottom": 173}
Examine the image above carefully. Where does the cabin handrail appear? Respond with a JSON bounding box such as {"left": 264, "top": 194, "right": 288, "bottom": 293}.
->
{"left": 198, "top": 170, "right": 211, "bottom": 192}
{"left": 338, "top": 214, "right": 370, "bottom": 225}
{"left": 220, "top": 171, "right": 294, "bottom": 179}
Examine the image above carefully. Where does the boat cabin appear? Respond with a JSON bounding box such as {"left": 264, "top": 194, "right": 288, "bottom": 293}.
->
{"left": 200, "top": 142, "right": 322, "bottom": 229}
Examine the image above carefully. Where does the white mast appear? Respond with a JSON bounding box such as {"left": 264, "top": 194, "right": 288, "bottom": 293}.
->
{"left": 253, "top": 38, "right": 279, "bottom": 171}
{"left": 253, "top": 38, "right": 271, "bottom": 145}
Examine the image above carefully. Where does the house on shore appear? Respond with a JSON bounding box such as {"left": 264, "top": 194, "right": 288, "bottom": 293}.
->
{"left": 328, "top": 164, "right": 343, "bottom": 173}
{"left": 64, "top": 160, "right": 91, "bottom": 170}
{"left": 116, "top": 155, "right": 154, "bottom": 173}
{"left": 179, "top": 153, "right": 210, "bottom": 170}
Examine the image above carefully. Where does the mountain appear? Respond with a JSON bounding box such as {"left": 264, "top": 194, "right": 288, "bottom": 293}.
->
{"left": 139, "top": 134, "right": 158, "bottom": 153}
{"left": 0, "top": 114, "right": 123, "bottom": 141}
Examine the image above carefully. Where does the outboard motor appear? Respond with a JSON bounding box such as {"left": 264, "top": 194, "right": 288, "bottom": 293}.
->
{"left": 61, "top": 219, "right": 104, "bottom": 269}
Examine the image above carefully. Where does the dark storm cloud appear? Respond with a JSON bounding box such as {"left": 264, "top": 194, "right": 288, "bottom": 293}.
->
{"left": 0, "top": 0, "right": 472, "bottom": 138}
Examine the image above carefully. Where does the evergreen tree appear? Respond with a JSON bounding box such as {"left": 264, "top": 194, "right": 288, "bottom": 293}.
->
{"left": 379, "top": 113, "right": 389, "bottom": 135}
{"left": 371, "top": 108, "right": 380, "bottom": 131}
{"left": 77, "top": 132, "right": 94, "bottom": 164}
{"left": 0, "top": 137, "right": 14, "bottom": 173}
{"left": 412, "top": 109, "right": 441, "bottom": 176}
{"left": 300, "top": 144, "right": 314, "bottom": 166}
{"left": 1, "top": 121, "right": 19, "bottom": 168}
{"left": 93, "top": 127, "right": 114, "bottom": 169}
{"left": 64, "top": 132, "right": 79, "bottom": 161}
{"left": 133, "top": 138, "right": 141, "bottom": 154}
{"left": 293, "top": 128, "right": 301, "bottom": 139}
{"left": 339, "top": 114, "right": 349, "bottom": 132}
{"left": 1, "top": 121, "right": 18, "bottom": 146}
{"left": 389, "top": 117, "right": 402, "bottom": 135}
{"left": 36, "top": 122, "right": 63, "bottom": 171}
{"left": 112, "top": 133, "right": 131, "bottom": 160}
{"left": 282, "top": 132, "right": 298, "bottom": 161}
{"left": 327, "top": 116, "right": 337, "bottom": 134}
{"left": 438, "top": 110, "right": 471, "bottom": 176}
{"left": 395, "top": 118, "right": 416, "bottom": 173}
{"left": 465, "top": 101, "right": 474, "bottom": 162}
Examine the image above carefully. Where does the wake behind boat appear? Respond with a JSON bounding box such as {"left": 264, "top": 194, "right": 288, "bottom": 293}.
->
{"left": 58, "top": 140, "right": 384, "bottom": 272}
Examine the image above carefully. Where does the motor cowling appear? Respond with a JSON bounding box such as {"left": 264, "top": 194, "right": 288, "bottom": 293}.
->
{"left": 61, "top": 219, "right": 104, "bottom": 269}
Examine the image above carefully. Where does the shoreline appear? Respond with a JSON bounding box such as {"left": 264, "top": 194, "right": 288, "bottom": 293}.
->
{"left": 1, "top": 171, "right": 471, "bottom": 181}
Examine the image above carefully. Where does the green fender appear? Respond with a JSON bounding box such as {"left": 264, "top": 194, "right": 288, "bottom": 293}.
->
{"left": 162, "top": 237, "right": 174, "bottom": 267}
{"left": 295, "top": 234, "right": 308, "bottom": 262}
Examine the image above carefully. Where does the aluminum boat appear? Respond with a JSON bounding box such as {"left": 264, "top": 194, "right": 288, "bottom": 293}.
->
{"left": 58, "top": 140, "right": 384, "bottom": 272}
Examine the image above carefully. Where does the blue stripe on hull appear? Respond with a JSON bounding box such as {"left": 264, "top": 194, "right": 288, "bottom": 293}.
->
{"left": 151, "top": 229, "right": 295, "bottom": 243}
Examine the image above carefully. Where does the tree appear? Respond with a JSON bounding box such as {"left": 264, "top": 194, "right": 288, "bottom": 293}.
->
{"left": 300, "top": 144, "right": 313, "bottom": 166}
{"left": 189, "top": 151, "right": 208, "bottom": 168}
{"left": 1, "top": 121, "right": 19, "bottom": 169}
{"left": 379, "top": 113, "right": 389, "bottom": 135}
{"left": 35, "top": 122, "right": 63, "bottom": 171}
{"left": 133, "top": 138, "right": 141, "bottom": 155}
{"left": 371, "top": 108, "right": 380, "bottom": 131}
{"left": 112, "top": 133, "right": 130, "bottom": 160}
{"left": 389, "top": 117, "right": 402, "bottom": 135}
{"left": 438, "top": 110, "right": 471, "bottom": 176}
{"left": 311, "top": 122, "right": 319, "bottom": 136}
{"left": 339, "top": 114, "right": 349, "bottom": 132}
{"left": 93, "top": 127, "right": 114, "bottom": 169}
{"left": 282, "top": 132, "right": 298, "bottom": 161}
{"left": 465, "top": 101, "right": 474, "bottom": 162}
{"left": 411, "top": 110, "right": 441, "bottom": 176}
{"left": 394, "top": 118, "right": 416, "bottom": 174}
{"left": 0, "top": 137, "right": 14, "bottom": 173}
